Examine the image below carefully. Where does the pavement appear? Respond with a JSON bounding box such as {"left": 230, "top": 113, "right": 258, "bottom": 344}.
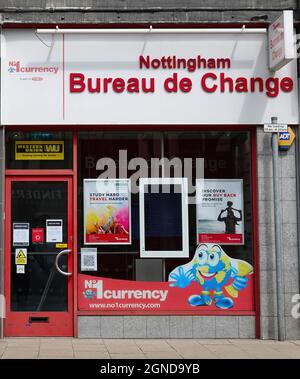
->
{"left": 0, "top": 338, "right": 300, "bottom": 359}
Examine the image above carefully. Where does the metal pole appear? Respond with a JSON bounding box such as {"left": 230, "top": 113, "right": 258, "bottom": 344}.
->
{"left": 271, "top": 116, "right": 286, "bottom": 341}
{"left": 160, "top": 133, "right": 166, "bottom": 282}
{"left": 36, "top": 28, "right": 267, "bottom": 35}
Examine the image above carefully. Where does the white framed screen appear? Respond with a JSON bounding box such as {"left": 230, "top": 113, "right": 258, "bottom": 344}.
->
{"left": 139, "top": 178, "right": 189, "bottom": 258}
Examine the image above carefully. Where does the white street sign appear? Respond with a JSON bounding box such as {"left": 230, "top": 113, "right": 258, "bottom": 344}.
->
{"left": 264, "top": 124, "right": 288, "bottom": 132}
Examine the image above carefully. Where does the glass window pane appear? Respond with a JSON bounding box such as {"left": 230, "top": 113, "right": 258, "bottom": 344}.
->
{"left": 77, "top": 130, "right": 253, "bottom": 284}
{"left": 163, "top": 131, "right": 253, "bottom": 277}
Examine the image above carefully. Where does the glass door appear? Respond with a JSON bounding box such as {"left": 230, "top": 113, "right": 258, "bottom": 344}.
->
{"left": 4, "top": 177, "right": 73, "bottom": 336}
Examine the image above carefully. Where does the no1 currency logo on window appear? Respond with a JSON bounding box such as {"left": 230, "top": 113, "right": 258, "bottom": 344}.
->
{"left": 15, "top": 141, "right": 64, "bottom": 160}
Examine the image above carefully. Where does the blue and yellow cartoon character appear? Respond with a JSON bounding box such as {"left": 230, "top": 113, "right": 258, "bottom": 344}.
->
{"left": 168, "top": 243, "right": 253, "bottom": 309}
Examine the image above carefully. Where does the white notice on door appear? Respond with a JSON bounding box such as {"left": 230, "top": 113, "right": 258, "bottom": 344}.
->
{"left": 13, "top": 223, "right": 30, "bottom": 246}
{"left": 16, "top": 265, "right": 25, "bottom": 274}
{"left": 46, "top": 219, "right": 63, "bottom": 243}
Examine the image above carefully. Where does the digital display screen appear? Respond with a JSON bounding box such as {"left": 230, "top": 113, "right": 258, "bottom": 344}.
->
{"left": 143, "top": 184, "right": 183, "bottom": 251}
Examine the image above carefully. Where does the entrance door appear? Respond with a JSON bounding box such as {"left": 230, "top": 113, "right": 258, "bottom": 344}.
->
{"left": 4, "top": 177, "right": 73, "bottom": 336}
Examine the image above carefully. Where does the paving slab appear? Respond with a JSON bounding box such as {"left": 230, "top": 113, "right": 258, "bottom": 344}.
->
{"left": 167, "top": 340, "right": 210, "bottom": 350}
{"left": 38, "top": 357, "right": 75, "bottom": 360}
{"left": 109, "top": 354, "right": 146, "bottom": 359}
{"left": 203, "top": 345, "right": 245, "bottom": 357}
{"left": 136, "top": 341, "right": 175, "bottom": 352}
{"left": 104, "top": 340, "right": 141, "bottom": 351}
{"left": 72, "top": 339, "right": 105, "bottom": 345}
{"left": 197, "top": 339, "right": 232, "bottom": 345}
{"left": 74, "top": 352, "right": 110, "bottom": 359}
{"left": 2, "top": 352, "right": 39, "bottom": 359}
{"left": 0, "top": 337, "right": 300, "bottom": 359}
{"left": 38, "top": 352, "right": 74, "bottom": 358}
{"left": 73, "top": 345, "right": 108, "bottom": 352}
{"left": 145, "top": 352, "right": 183, "bottom": 359}
{"left": 179, "top": 353, "right": 219, "bottom": 359}
{"left": 291, "top": 340, "right": 300, "bottom": 346}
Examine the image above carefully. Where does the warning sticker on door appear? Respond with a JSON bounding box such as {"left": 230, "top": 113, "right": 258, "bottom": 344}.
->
{"left": 15, "top": 248, "right": 27, "bottom": 265}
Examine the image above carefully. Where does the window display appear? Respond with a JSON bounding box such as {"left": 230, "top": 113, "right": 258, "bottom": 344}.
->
{"left": 77, "top": 130, "right": 255, "bottom": 313}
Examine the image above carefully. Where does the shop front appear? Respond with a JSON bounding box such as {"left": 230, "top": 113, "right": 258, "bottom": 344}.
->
{"left": 1, "top": 27, "right": 298, "bottom": 338}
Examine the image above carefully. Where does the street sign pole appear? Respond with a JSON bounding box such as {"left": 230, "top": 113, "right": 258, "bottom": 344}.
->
{"left": 271, "top": 116, "right": 286, "bottom": 341}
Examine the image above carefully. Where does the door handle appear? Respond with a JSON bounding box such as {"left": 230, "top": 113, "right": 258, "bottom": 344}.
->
{"left": 55, "top": 249, "right": 72, "bottom": 276}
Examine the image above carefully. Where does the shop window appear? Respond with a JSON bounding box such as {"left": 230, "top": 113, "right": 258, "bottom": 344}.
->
{"left": 77, "top": 131, "right": 253, "bottom": 284}
{"left": 5, "top": 131, "right": 73, "bottom": 169}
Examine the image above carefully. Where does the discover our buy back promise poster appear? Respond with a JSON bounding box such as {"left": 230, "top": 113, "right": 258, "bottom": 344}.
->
{"left": 84, "top": 179, "right": 131, "bottom": 245}
{"left": 196, "top": 179, "right": 244, "bottom": 245}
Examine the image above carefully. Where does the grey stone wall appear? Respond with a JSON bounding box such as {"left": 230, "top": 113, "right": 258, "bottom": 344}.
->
{"left": 78, "top": 316, "right": 255, "bottom": 339}
{"left": 257, "top": 127, "right": 300, "bottom": 339}
{"left": 0, "top": 1, "right": 299, "bottom": 25}
{"left": 0, "top": 127, "right": 4, "bottom": 338}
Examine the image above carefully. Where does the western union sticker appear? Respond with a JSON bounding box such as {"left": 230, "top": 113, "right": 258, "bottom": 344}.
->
{"left": 15, "top": 141, "right": 64, "bottom": 160}
{"left": 15, "top": 248, "right": 27, "bottom": 265}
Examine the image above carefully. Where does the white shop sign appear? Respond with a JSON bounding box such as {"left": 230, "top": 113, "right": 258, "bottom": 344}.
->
{"left": 1, "top": 29, "right": 298, "bottom": 125}
{"left": 268, "top": 10, "right": 296, "bottom": 72}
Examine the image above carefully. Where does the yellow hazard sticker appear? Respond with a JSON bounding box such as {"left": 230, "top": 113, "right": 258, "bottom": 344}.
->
{"left": 15, "top": 248, "right": 27, "bottom": 265}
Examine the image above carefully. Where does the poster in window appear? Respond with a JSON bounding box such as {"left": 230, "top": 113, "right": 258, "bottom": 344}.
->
{"left": 84, "top": 179, "right": 131, "bottom": 245}
{"left": 196, "top": 179, "right": 244, "bottom": 245}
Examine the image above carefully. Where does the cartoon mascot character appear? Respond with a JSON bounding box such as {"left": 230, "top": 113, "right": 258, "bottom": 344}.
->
{"left": 168, "top": 243, "right": 253, "bottom": 309}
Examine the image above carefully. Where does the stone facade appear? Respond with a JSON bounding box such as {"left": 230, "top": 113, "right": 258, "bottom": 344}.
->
{"left": 0, "top": 128, "right": 4, "bottom": 338}
{"left": 0, "top": 1, "right": 299, "bottom": 25}
{"left": 257, "top": 127, "right": 300, "bottom": 339}
{"left": 78, "top": 316, "right": 256, "bottom": 339}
